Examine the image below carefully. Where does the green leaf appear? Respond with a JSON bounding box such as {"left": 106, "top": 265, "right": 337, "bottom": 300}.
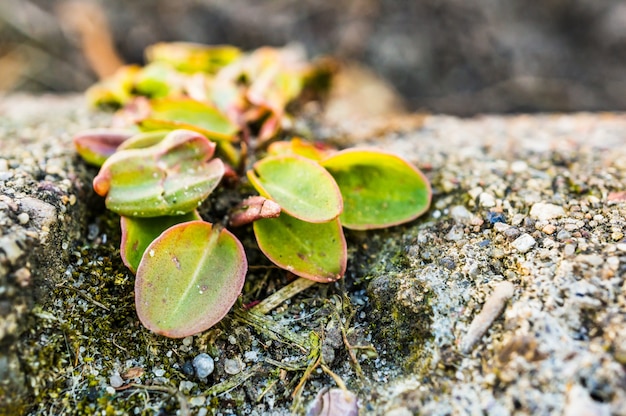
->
{"left": 86, "top": 65, "right": 141, "bottom": 107}
{"left": 321, "top": 149, "right": 432, "bottom": 230}
{"left": 253, "top": 214, "right": 346, "bottom": 282}
{"left": 73, "top": 129, "right": 134, "bottom": 166}
{"left": 93, "top": 129, "right": 224, "bottom": 217}
{"left": 145, "top": 42, "right": 242, "bottom": 74}
{"left": 267, "top": 138, "right": 336, "bottom": 161}
{"left": 135, "top": 221, "right": 247, "bottom": 338}
{"left": 134, "top": 62, "right": 181, "bottom": 98}
{"left": 117, "top": 130, "right": 169, "bottom": 151}
{"left": 120, "top": 210, "right": 201, "bottom": 273}
{"left": 140, "top": 98, "right": 239, "bottom": 142}
{"left": 247, "top": 155, "right": 343, "bottom": 223}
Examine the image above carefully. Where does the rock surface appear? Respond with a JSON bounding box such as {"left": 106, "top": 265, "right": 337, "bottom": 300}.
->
{"left": 1, "top": 95, "right": 625, "bottom": 415}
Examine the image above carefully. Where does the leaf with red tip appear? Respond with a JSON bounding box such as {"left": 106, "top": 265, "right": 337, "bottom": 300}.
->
{"left": 93, "top": 129, "right": 224, "bottom": 217}
{"left": 135, "top": 221, "right": 247, "bottom": 338}
{"left": 247, "top": 155, "right": 343, "bottom": 223}
{"left": 253, "top": 214, "right": 346, "bottom": 283}
{"left": 140, "top": 98, "right": 239, "bottom": 142}
{"left": 73, "top": 129, "right": 134, "bottom": 166}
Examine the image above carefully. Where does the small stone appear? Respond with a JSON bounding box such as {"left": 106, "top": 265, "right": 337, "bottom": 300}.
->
{"left": 493, "top": 222, "right": 510, "bottom": 232}
{"left": 153, "top": 367, "right": 166, "bottom": 377}
{"left": 109, "top": 373, "right": 124, "bottom": 388}
{"left": 504, "top": 227, "right": 521, "bottom": 240}
{"left": 542, "top": 224, "right": 556, "bottom": 234}
{"left": 193, "top": 353, "right": 214, "bottom": 378}
{"left": 556, "top": 229, "right": 572, "bottom": 241}
{"left": 182, "top": 361, "right": 195, "bottom": 376}
{"left": 14, "top": 267, "right": 31, "bottom": 287}
{"left": 479, "top": 192, "right": 496, "bottom": 208}
{"left": 529, "top": 203, "right": 565, "bottom": 221}
{"left": 450, "top": 205, "right": 473, "bottom": 223}
{"left": 487, "top": 211, "right": 506, "bottom": 224}
{"left": 244, "top": 351, "right": 259, "bottom": 362}
{"left": 17, "top": 212, "right": 29, "bottom": 224}
{"left": 511, "top": 234, "right": 536, "bottom": 253}
{"left": 224, "top": 357, "right": 244, "bottom": 375}
{"left": 564, "top": 243, "right": 577, "bottom": 256}
{"left": 445, "top": 225, "right": 465, "bottom": 241}
{"left": 510, "top": 160, "right": 528, "bottom": 172}
{"left": 189, "top": 395, "right": 206, "bottom": 407}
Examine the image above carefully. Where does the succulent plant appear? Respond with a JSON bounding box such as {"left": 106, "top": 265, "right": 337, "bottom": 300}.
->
{"left": 75, "top": 42, "right": 432, "bottom": 338}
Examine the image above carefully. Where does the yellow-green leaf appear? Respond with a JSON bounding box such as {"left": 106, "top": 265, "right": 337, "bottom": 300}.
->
{"left": 253, "top": 214, "right": 346, "bottom": 283}
{"left": 321, "top": 149, "right": 431, "bottom": 229}
{"left": 135, "top": 221, "right": 247, "bottom": 338}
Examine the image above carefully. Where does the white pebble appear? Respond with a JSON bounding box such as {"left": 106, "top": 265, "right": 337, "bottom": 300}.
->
{"left": 510, "top": 160, "right": 528, "bottom": 173}
{"left": 529, "top": 203, "right": 565, "bottom": 221}
{"left": 224, "top": 357, "right": 243, "bottom": 375}
{"left": 193, "top": 353, "right": 214, "bottom": 378}
{"left": 244, "top": 350, "right": 259, "bottom": 362}
{"left": 511, "top": 233, "right": 536, "bottom": 253}
{"left": 450, "top": 205, "right": 473, "bottom": 223}
{"left": 17, "top": 212, "right": 29, "bottom": 225}
{"left": 479, "top": 192, "right": 496, "bottom": 208}
{"left": 189, "top": 395, "right": 206, "bottom": 407}
{"left": 109, "top": 373, "right": 124, "bottom": 388}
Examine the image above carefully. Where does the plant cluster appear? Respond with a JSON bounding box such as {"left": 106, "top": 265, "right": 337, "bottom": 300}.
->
{"left": 74, "top": 42, "right": 432, "bottom": 338}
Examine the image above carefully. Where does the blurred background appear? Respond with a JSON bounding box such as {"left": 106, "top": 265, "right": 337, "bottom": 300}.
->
{"left": 1, "top": 0, "right": 626, "bottom": 116}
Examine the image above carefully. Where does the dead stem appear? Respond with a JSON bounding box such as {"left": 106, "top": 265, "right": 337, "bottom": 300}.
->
{"left": 251, "top": 277, "right": 317, "bottom": 315}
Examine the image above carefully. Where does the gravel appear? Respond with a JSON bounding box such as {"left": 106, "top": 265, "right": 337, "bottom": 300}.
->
{"left": 2, "top": 96, "right": 626, "bottom": 415}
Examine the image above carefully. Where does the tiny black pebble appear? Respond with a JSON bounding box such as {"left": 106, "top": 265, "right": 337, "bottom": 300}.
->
{"left": 85, "top": 387, "right": 99, "bottom": 401}
{"left": 182, "top": 360, "right": 195, "bottom": 377}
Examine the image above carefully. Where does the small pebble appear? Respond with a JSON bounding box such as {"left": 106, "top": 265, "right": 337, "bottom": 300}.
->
{"left": 487, "top": 211, "right": 506, "bottom": 224}
{"left": 224, "top": 357, "right": 243, "bottom": 375}
{"left": 557, "top": 229, "right": 572, "bottom": 241}
{"left": 109, "top": 373, "right": 124, "bottom": 388}
{"left": 17, "top": 212, "right": 29, "bottom": 224}
{"left": 183, "top": 361, "right": 194, "bottom": 376}
{"left": 504, "top": 227, "right": 521, "bottom": 240}
{"left": 445, "top": 225, "right": 465, "bottom": 241}
{"left": 564, "top": 243, "right": 577, "bottom": 256}
{"left": 193, "top": 353, "right": 214, "bottom": 378}
{"left": 529, "top": 203, "right": 565, "bottom": 221}
{"left": 244, "top": 351, "right": 259, "bottom": 362}
{"left": 479, "top": 192, "right": 496, "bottom": 208}
{"left": 450, "top": 205, "right": 473, "bottom": 223}
{"left": 189, "top": 395, "right": 206, "bottom": 407}
{"left": 511, "top": 234, "right": 536, "bottom": 253}
{"left": 510, "top": 160, "right": 528, "bottom": 172}
{"left": 542, "top": 224, "right": 556, "bottom": 234}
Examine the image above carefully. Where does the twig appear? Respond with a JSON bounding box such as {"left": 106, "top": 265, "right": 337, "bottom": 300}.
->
{"left": 59, "top": 284, "right": 110, "bottom": 311}
{"left": 251, "top": 277, "right": 317, "bottom": 315}
{"left": 202, "top": 363, "right": 262, "bottom": 396}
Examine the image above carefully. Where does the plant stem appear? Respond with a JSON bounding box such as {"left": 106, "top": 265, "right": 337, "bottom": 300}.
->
{"left": 251, "top": 278, "right": 316, "bottom": 315}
